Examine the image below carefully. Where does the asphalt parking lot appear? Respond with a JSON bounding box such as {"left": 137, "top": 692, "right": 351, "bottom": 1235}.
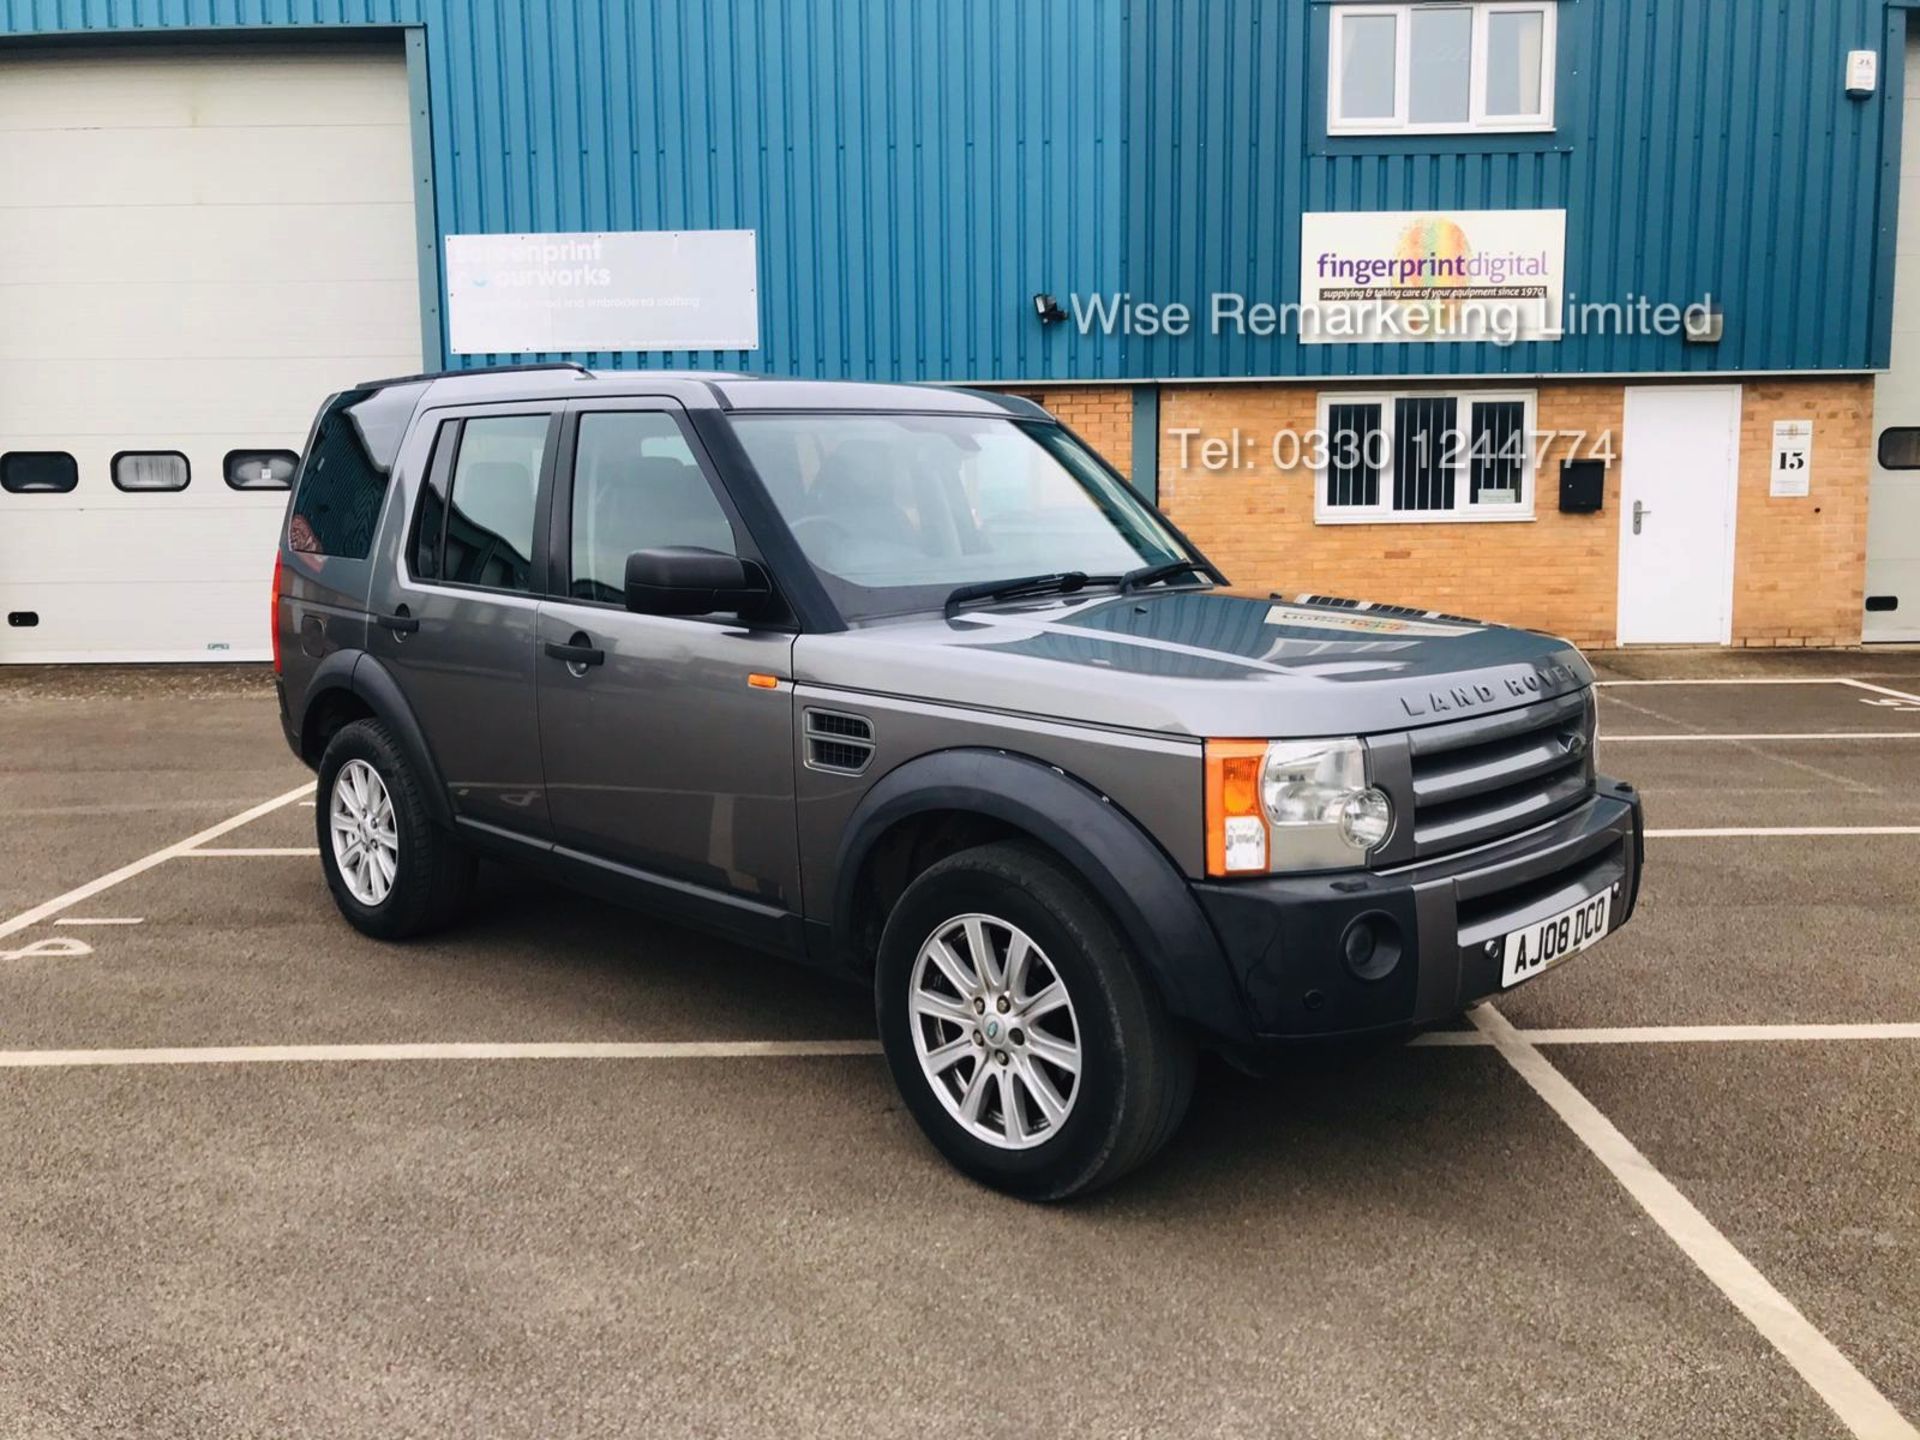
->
{"left": 2, "top": 657, "right": 1918, "bottom": 1439}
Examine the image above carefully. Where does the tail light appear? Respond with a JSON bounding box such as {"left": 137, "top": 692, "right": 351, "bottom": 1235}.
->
{"left": 270, "top": 551, "right": 284, "bottom": 674}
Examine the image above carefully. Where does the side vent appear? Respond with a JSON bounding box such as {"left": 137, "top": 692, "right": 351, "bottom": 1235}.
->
{"left": 804, "top": 708, "right": 875, "bottom": 775}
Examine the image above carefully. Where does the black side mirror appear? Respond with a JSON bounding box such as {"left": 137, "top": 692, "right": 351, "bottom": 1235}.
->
{"left": 625, "top": 547, "right": 773, "bottom": 618}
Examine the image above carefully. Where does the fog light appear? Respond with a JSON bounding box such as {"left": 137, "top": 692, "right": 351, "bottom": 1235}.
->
{"left": 1340, "top": 912, "right": 1403, "bottom": 982}
{"left": 1343, "top": 922, "right": 1376, "bottom": 971}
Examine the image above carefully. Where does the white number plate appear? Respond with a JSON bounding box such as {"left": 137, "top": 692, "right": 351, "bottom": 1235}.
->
{"left": 1501, "top": 890, "right": 1612, "bottom": 988}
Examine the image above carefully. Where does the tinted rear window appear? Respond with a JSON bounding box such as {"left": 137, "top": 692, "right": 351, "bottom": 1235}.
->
{"left": 287, "top": 382, "right": 429, "bottom": 558}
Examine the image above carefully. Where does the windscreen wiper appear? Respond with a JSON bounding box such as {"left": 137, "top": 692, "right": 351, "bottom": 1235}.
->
{"left": 1119, "top": 558, "right": 1211, "bottom": 594}
{"left": 944, "top": 570, "right": 1090, "bottom": 617}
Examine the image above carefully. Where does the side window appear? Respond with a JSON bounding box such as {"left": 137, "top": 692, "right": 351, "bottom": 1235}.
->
{"left": 569, "top": 411, "right": 738, "bottom": 604}
{"left": 441, "top": 414, "right": 550, "bottom": 592}
{"left": 410, "top": 421, "right": 458, "bottom": 580}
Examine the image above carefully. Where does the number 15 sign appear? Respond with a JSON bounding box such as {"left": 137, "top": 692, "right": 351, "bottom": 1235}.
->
{"left": 1771, "top": 419, "right": 1813, "bottom": 498}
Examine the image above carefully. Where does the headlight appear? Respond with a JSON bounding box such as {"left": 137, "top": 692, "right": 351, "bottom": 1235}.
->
{"left": 1205, "top": 737, "right": 1394, "bottom": 876}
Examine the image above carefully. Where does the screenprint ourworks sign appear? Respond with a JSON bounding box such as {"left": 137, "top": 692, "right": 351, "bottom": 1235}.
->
{"left": 445, "top": 230, "right": 760, "bottom": 354}
{"left": 1299, "top": 210, "right": 1566, "bottom": 345}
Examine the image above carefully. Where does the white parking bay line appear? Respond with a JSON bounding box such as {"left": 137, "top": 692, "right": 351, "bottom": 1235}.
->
{"left": 0, "top": 782, "right": 316, "bottom": 944}
{"left": 1522, "top": 1023, "right": 1920, "bottom": 1045}
{"left": 53, "top": 917, "right": 144, "bottom": 927}
{"left": 1412, "top": 1022, "right": 1920, "bottom": 1047}
{"left": 1648, "top": 826, "right": 1920, "bottom": 838}
{"left": 0, "top": 1039, "right": 884, "bottom": 1070}
{"left": 1605, "top": 733, "right": 1920, "bottom": 742}
{"left": 1470, "top": 1004, "right": 1919, "bottom": 1440}
{"left": 178, "top": 847, "right": 320, "bottom": 858}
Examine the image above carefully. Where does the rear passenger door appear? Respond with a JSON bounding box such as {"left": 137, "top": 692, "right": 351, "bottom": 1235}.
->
{"left": 534, "top": 400, "right": 801, "bottom": 914}
{"left": 368, "top": 402, "right": 561, "bottom": 839}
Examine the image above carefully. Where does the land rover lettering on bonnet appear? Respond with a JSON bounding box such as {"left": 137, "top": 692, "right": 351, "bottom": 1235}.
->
{"left": 273, "top": 367, "right": 1644, "bottom": 1200}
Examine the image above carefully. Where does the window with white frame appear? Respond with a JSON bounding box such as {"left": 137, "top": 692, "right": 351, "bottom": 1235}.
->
{"left": 1329, "top": 3, "right": 1556, "bottom": 135}
{"left": 1315, "top": 391, "right": 1537, "bottom": 523}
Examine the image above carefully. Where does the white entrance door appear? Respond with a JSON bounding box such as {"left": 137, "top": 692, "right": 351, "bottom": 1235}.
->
{"left": 1616, "top": 385, "right": 1742, "bottom": 645}
{"left": 0, "top": 45, "right": 422, "bottom": 662}
{"left": 1866, "top": 22, "right": 1920, "bottom": 640}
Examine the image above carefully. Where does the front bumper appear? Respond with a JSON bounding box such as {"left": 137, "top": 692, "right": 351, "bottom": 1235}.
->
{"left": 1193, "top": 777, "right": 1643, "bottom": 1042}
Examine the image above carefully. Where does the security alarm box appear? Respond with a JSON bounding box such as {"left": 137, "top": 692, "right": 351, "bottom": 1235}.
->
{"left": 1848, "top": 50, "right": 1878, "bottom": 98}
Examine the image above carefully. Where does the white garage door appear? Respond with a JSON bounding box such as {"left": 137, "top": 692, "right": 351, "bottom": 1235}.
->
{"left": 1868, "top": 23, "right": 1920, "bottom": 641}
{"left": 0, "top": 44, "right": 423, "bottom": 662}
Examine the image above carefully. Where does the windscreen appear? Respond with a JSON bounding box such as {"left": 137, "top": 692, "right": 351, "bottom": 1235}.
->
{"left": 730, "top": 413, "right": 1189, "bottom": 620}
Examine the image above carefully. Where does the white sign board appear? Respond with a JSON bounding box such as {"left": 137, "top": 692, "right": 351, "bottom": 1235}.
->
{"left": 1300, "top": 210, "right": 1566, "bottom": 345}
{"left": 445, "top": 230, "right": 759, "bottom": 354}
{"left": 1771, "top": 419, "right": 1813, "bottom": 497}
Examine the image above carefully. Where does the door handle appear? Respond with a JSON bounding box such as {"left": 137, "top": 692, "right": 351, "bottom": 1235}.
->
{"left": 378, "top": 607, "right": 420, "bottom": 635}
{"left": 1632, "top": 499, "right": 1652, "bottom": 535}
{"left": 544, "top": 634, "right": 605, "bottom": 669}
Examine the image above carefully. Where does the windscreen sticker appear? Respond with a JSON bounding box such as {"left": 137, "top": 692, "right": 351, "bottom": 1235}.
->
{"left": 1263, "top": 603, "right": 1483, "bottom": 638}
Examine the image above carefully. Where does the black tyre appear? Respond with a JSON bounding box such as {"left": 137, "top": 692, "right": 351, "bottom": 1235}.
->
{"left": 875, "top": 840, "right": 1196, "bottom": 1200}
{"left": 315, "top": 718, "right": 475, "bottom": 940}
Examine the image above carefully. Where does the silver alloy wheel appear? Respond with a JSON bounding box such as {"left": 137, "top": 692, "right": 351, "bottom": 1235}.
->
{"left": 909, "top": 913, "right": 1081, "bottom": 1150}
{"left": 329, "top": 758, "right": 400, "bottom": 907}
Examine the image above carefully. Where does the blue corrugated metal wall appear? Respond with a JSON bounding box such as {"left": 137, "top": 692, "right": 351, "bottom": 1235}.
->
{"left": 0, "top": 0, "right": 1902, "bottom": 380}
{"left": 1127, "top": 0, "right": 1899, "bottom": 379}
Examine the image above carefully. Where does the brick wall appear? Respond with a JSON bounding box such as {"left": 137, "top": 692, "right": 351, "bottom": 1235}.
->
{"left": 1157, "top": 377, "right": 1873, "bottom": 650}
{"left": 1731, "top": 380, "right": 1871, "bottom": 648}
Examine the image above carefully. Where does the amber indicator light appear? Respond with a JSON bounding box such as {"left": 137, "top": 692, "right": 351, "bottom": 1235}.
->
{"left": 1203, "top": 739, "right": 1268, "bottom": 877}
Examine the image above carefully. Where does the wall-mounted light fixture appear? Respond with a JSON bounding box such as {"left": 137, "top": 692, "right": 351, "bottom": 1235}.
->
{"left": 1033, "top": 293, "right": 1067, "bottom": 325}
{"left": 1683, "top": 300, "right": 1724, "bottom": 345}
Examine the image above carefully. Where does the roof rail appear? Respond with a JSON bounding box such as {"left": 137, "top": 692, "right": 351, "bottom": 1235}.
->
{"left": 352, "top": 361, "right": 595, "bottom": 388}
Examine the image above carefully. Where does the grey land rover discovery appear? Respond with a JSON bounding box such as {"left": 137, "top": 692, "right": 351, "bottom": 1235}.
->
{"left": 274, "top": 365, "right": 1643, "bottom": 1199}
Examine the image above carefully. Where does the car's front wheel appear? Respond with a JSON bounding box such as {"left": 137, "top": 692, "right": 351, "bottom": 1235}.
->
{"left": 316, "top": 718, "right": 475, "bottom": 940}
{"left": 876, "top": 840, "right": 1195, "bottom": 1200}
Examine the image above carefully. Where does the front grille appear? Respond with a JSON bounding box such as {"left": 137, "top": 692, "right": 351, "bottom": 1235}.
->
{"left": 1402, "top": 688, "right": 1596, "bottom": 860}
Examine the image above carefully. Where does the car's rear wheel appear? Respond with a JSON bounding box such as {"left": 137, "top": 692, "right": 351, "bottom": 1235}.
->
{"left": 316, "top": 718, "right": 474, "bottom": 940}
{"left": 876, "top": 840, "right": 1195, "bottom": 1200}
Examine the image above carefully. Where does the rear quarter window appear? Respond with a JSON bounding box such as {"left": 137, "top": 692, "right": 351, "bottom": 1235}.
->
{"left": 287, "top": 382, "right": 429, "bottom": 558}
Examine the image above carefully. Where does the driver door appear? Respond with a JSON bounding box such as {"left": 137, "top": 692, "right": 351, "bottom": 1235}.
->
{"left": 534, "top": 400, "right": 801, "bottom": 916}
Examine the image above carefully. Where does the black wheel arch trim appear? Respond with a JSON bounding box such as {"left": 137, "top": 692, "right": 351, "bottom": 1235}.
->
{"left": 293, "top": 650, "right": 455, "bottom": 828}
{"left": 832, "top": 748, "right": 1253, "bottom": 1046}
